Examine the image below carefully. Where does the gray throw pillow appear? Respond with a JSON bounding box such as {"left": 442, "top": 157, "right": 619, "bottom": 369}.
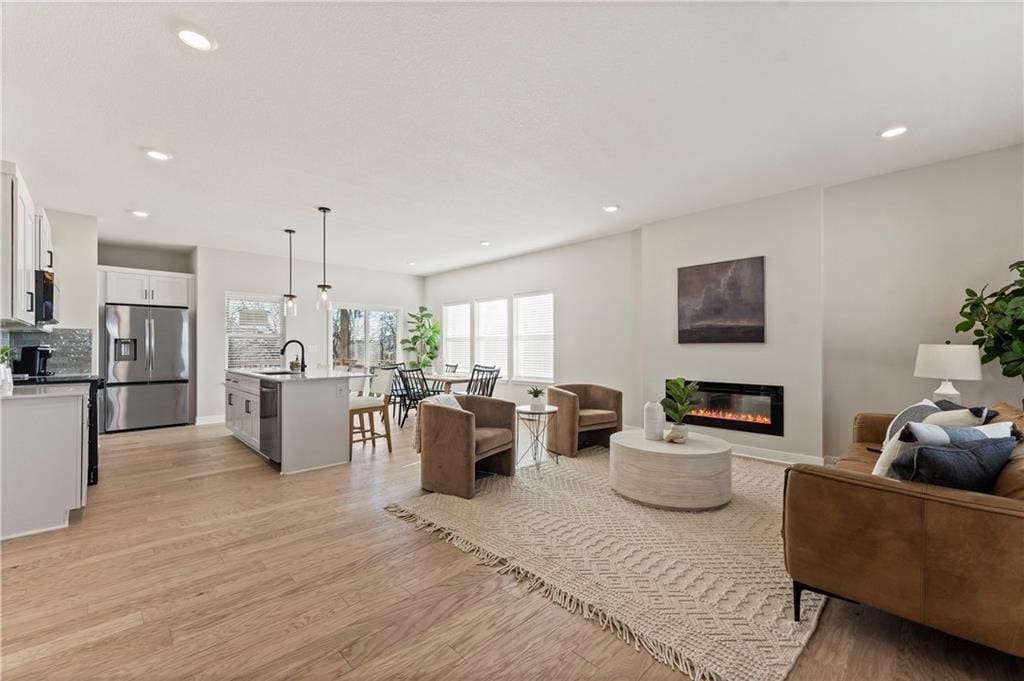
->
{"left": 889, "top": 437, "right": 1016, "bottom": 492}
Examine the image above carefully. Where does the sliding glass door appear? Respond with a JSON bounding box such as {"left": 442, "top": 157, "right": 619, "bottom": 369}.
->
{"left": 330, "top": 305, "right": 399, "bottom": 369}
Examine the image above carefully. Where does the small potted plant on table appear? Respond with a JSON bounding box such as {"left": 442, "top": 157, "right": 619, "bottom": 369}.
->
{"left": 661, "top": 377, "right": 701, "bottom": 443}
{"left": 527, "top": 386, "right": 546, "bottom": 410}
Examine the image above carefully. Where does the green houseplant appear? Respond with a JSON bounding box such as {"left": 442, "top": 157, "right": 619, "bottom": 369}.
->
{"left": 527, "top": 385, "right": 545, "bottom": 410}
{"left": 400, "top": 306, "right": 441, "bottom": 371}
{"left": 661, "top": 377, "right": 701, "bottom": 443}
{"left": 956, "top": 261, "right": 1024, "bottom": 400}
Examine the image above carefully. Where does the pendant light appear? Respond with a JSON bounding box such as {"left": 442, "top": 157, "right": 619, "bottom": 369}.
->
{"left": 282, "top": 229, "right": 298, "bottom": 316}
{"left": 315, "top": 206, "right": 332, "bottom": 310}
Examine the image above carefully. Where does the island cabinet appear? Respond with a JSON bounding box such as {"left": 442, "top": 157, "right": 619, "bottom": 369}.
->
{"left": 224, "top": 369, "right": 368, "bottom": 475}
{"left": 1, "top": 385, "right": 89, "bottom": 539}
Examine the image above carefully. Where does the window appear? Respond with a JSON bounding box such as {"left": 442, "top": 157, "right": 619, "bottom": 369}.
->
{"left": 330, "top": 305, "right": 399, "bottom": 369}
{"left": 442, "top": 303, "right": 471, "bottom": 371}
{"left": 225, "top": 293, "right": 285, "bottom": 369}
{"left": 513, "top": 292, "right": 554, "bottom": 381}
{"left": 475, "top": 298, "right": 508, "bottom": 377}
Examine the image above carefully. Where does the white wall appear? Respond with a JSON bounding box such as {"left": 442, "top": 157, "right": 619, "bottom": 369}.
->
{"left": 48, "top": 210, "right": 98, "bottom": 371}
{"left": 424, "top": 232, "right": 644, "bottom": 423}
{"left": 194, "top": 247, "right": 423, "bottom": 420}
{"left": 822, "top": 145, "right": 1023, "bottom": 457}
{"left": 98, "top": 243, "right": 193, "bottom": 273}
{"left": 640, "top": 188, "right": 825, "bottom": 459}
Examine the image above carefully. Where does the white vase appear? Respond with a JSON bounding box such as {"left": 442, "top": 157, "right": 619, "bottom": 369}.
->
{"left": 0, "top": 365, "right": 12, "bottom": 396}
{"left": 643, "top": 402, "right": 665, "bottom": 440}
{"left": 530, "top": 395, "right": 546, "bottom": 411}
{"left": 665, "top": 423, "right": 689, "bottom": 443}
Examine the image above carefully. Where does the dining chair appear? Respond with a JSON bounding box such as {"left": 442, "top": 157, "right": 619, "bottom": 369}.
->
{"left": 349, "top": 368, "right": 394, "bottom": 453}
{"left": 431, "top": 363, "right": 459, "bottom": 393}
{"left": 461, "top": 365, "right": 500, "bottom": 396}
{"left": 380, "top": 361, "right": 406, "bottom": 420}
{"left": 396, "top": 367, "right": 439, "bottom": 427}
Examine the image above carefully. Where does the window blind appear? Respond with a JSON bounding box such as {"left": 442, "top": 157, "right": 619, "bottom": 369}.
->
{"left": 514, "top": 292, "right": 554, "bottom": 381}
{"left": 443, "top": 303, "right": 471, "bottom": 371}
{"left": 475, "top": 298, "right": 508, "bottom": 377}
{"left": 225, "top": 294, "right": 285, "bottom": 369}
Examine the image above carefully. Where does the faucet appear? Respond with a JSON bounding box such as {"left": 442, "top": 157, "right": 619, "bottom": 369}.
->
{"left": 280, "top": 340, "right": 307, "bottom": 373}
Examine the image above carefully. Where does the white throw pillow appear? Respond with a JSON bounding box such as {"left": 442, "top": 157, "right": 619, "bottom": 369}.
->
{"left": 922, "top": 408, "right": 987, "bottom": 428}
{"left": 883, "top": 399, "right": 938, "bottom": 446}
{"left": 870, "top": 420, "right": 1014, "bottom": 477}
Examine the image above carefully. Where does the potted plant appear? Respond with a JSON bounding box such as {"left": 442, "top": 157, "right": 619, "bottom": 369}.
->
{"left": 957, "top": 260, "right": 1024, "bottom": 406}
{"left": 661, "top": 377, "right": 701, "bottom": 443}
{"left": 0, "top": 347, "right": 13, "bottom": 396}
{"left": 527, "top": 386, "right": 545, "bottom": 410}
{"left": 400, "top": 306, "right": 441, "bottom": 372}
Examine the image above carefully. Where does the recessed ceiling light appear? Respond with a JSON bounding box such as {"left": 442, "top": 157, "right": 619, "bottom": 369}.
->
{"left": 480, "top": 240, "right": 491, "bottom": 247}
{"left": 407, "top": 261, "right": 417, "bottom": 267}
{"left": 602, "top": 205, "right": 619, "bottom": 213}
{"left": 878, "top": 125, "right": 908, "bottom": 139}
{"left": 178, "top": 29, "right": 216, "bottom": 51}
{"left": 144, "top": 149, "right": 173, "bottom": 161}
{"left": 130, "top": 210, "right": 150, "bottom": 218}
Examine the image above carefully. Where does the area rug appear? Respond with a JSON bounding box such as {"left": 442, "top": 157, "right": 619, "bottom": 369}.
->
{"left": 386, "top": 447, "right": 824, "bottom": 681}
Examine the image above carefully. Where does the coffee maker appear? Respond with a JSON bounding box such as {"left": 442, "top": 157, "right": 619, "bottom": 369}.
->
{"left": 12, "top": 345, "right": 54, "bottom": 376}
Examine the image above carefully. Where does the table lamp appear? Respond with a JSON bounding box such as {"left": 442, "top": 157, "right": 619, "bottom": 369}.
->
{"left": 913, "top": 342, "right": 983, "bottom": 403}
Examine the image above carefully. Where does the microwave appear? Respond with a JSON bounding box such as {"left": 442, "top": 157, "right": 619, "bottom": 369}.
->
{"left": 33, "top": 270, "right": 59, "bottom": 325}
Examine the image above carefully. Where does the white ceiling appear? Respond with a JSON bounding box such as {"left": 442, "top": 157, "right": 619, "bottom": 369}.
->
{"left": 3, "top": 2, "right": 1021, "bottom": 275}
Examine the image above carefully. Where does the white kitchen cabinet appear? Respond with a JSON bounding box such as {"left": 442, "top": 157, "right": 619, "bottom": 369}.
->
{"left": 2, "top": 162, "right": 39, "bottom": 325}
{"left": 105, "top": 269, "right": 190, "bottom": 307}
{"left": 1, "top": 385, "right": 89, "bottom": 539}
{"left": 225, "top": 372, "right": 260, "bottom": 452}
{"left": 149, "top": 274, "right": 189, "bottom": 307}
{"left": 36, "top": 209, "right": 53, "bottom": 272}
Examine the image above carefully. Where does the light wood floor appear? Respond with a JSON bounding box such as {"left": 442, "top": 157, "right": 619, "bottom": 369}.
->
{"left": 2, "top": 421, "right": 1022, "bottom": 680}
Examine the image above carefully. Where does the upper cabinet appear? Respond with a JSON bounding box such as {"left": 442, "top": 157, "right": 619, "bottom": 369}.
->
{"left": 2, "top": 162, "right": 39, "bottom": 326}
{"left": 104, "top": 269, "right": 191, "bottom": 308}
{"left": 36, "top": 209, "right": 53, "bottom": 273}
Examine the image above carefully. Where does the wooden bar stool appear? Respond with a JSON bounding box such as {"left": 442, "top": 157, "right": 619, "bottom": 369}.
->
{"left": 349, "top": 368, "right": 395, "bottom": 453}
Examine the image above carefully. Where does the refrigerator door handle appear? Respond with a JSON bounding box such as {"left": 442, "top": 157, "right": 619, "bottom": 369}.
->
{"left": 147, "top": 317, "right": 154, "bottom": 372}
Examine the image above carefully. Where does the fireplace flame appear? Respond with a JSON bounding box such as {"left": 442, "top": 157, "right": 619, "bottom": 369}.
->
{"left": 690, "top": 408, "right": 771, "bottom": 425}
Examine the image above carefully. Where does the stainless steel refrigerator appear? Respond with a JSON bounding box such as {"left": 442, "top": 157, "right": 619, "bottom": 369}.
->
{"left": 104, "top": 304, "right": 190, "bottom": 432}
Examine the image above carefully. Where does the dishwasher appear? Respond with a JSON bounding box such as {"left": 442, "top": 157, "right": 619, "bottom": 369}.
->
{"left": 259, "top": 380, "right": 281, "bottom": 463}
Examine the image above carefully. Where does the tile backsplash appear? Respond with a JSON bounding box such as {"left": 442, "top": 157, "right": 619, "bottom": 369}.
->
{"left": 7, "top": 328, "right": 94, "bottom": 375}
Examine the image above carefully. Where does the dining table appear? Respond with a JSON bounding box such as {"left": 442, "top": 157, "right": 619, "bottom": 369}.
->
{"left": 422, "top": 373, "right": 472, "bottom": 393}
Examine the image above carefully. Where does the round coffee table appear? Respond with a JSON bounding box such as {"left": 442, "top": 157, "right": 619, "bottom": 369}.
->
{"left": 609, "top": 430, "right": 732, "bottom": 510}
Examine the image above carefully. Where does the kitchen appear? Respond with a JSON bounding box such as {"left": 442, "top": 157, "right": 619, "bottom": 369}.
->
{"left": 1, "top": 162, "right": 390, "bottom": 540}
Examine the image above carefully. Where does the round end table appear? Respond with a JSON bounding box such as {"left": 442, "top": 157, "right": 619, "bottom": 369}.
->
{"left": 515, "top": 404, "right": 558, "bottom": 470}
{"left": 609, "top": 429, "right": 732, "bottom": 510}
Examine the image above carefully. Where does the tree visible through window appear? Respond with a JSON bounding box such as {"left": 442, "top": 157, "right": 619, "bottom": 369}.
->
{"left": 331, "top": 305, "right": 398, "bottom": 369}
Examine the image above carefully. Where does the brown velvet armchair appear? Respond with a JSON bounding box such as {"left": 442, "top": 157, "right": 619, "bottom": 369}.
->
{"left": 545, "top": 384, "right": 622, "bottom": 457}
{"left": 419, "top": 395, "right": 517, "bottom": 499}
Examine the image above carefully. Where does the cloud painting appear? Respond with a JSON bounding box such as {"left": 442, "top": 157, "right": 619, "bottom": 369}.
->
{"left": 677, "top": 256, "right": 765, "bottom": 343}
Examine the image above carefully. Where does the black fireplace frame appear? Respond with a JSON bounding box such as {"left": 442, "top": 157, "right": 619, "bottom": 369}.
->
{"left": 667, "top": 380, "right": 784, "bottom": 437}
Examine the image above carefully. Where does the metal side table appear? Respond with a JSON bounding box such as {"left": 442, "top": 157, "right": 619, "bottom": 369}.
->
{"left": 515, "top": 404, "right": 558, "bottom": 470}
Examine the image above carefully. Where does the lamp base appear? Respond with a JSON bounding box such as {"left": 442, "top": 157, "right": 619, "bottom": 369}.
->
{"left": 931, "top": 380, "right": 960, "bottom": 405}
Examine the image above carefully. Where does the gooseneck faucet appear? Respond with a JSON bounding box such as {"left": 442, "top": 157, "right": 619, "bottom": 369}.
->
{"left": 280, "top": 340, "right": 307, "bottom": 373}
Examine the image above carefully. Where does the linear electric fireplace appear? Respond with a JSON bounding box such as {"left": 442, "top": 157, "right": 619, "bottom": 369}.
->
{"left": 666, "top": 380, "right": 784, "bottom": 436}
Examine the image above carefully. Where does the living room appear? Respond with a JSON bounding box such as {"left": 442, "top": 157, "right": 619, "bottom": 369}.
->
{"left": 1, "top": 2, "right": 1021, "bottom": 680}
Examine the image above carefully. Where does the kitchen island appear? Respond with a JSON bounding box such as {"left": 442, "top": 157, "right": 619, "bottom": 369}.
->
{"left": 225, "top": 369, "right": 370, "bottom": 474}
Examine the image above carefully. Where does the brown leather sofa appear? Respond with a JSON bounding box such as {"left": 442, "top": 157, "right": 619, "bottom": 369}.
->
{"left": 420, "top": 395, "right": 517, "bottom": 499}
{"left": 783, "top": 402, "right": 1024, "bottom": 657}
{"left": 545, "top": 384, "right": 622, "bottom": 457}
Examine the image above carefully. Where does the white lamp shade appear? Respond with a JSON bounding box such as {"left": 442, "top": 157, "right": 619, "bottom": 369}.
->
{"left": 914, "top": 344, "right": 982, "bottom": 381}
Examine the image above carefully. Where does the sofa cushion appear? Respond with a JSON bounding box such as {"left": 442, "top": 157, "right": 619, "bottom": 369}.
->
{"left": 350, "top": 395, "right": 385, "bottom": 409}
{"left": 993, "top": 441, "right": 1024, "bottom": 500}
{"left": 889, "top": 437, "right": 1017, "bottom": 492}
{"left": 579, "top": 408, "right": 617, "bottom": 427}
{"left": 988, "top": 402, "right": 1024, "bottom": 430}
{"left": 474, "top": 427, "right": 513, "bottom": 455}
{"left": 839, "top": 442, "right": 882, "bottom": 468}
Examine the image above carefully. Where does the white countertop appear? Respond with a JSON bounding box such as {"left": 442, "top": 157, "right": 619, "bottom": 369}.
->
{"left": 1, "top": 384, "right": 90, "bottom": 401}
{"left": 226, "top": 368, "right": 372, "bottom": 383}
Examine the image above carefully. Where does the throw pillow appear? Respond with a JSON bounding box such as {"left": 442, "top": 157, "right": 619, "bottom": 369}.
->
{"left": 888, "top": 437, "right": 1017, "bottom": 492}
{"left": 934, "top": 399, "right": 999, "bottom": 424}
{"left": 922, "top": 407, "right": 988, "bottom": 428}
{"left": 871, "top": 420, "right": 1017, "bottom": 477}
{"left": 884, "top": 399, "right": 939, "bottom": 445}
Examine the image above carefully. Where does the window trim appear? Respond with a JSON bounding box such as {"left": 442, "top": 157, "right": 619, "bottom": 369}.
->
{"left": 512, "top": 290, "right": 555, "bottom": 383}
{"left": 326, "top": 300, "right": 403, "bottom": 369}
{"left": 224, "top": 290, "right": 288, "bottom": 370}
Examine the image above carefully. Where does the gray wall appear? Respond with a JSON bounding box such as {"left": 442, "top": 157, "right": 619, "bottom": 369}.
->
{"left": 823, "top": 145, "right": 1023, "bottom": 457}
{"left": 98, "top": 243, "right": 194, "bottom": 273}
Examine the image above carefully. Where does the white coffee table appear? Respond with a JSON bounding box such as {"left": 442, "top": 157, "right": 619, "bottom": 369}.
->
{"left": 609, "top": 429, "right": 732, "bottom": 510}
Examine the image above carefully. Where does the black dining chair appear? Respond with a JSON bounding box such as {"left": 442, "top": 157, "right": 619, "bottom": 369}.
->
{"left": 430, "top": 363, "right": 459, "bottom": 393}
{"left": 380, "top": 361, "right": 406, "bottom": 420}
{"left": 461, "top": 365, "right": 500, "bottom": 396}
{"left": 396, "top": 367, "right": 440, "bottom": 427}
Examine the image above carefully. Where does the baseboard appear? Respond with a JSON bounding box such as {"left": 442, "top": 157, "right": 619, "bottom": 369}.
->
{"left": 731, "top": 444, "right": 823, "bottom": 466}
{"left": 196, "top": 415, "right": 226, "bottom": 426}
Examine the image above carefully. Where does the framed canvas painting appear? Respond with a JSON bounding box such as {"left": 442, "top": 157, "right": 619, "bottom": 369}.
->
{"left": 677, "top": 256, "right": 765, "bottom": 343}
